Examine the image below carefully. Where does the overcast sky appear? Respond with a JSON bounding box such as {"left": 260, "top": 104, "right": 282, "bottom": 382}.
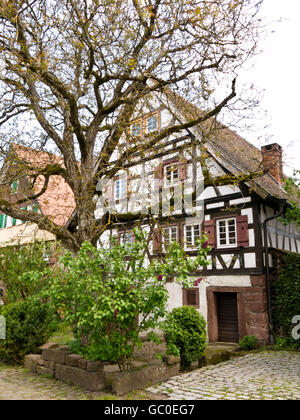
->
{"left": 236, "top": 0, "right": 300, "bottom": 176}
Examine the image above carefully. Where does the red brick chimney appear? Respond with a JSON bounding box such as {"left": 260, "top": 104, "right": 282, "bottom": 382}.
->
{"left": 261, "top": 143, "right": 283, "bottom": 183}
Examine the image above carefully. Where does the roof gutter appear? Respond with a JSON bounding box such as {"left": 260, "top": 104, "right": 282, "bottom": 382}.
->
{"left": 262, "top": 197, "right": 287, "bottom": 345}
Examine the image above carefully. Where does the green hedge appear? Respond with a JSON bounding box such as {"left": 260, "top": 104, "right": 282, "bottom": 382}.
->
{"left": 0, "top": 299, "right": 58, "bottom": 364}
{"left": 271, "top": 252, "right": 300, "bottom": 348}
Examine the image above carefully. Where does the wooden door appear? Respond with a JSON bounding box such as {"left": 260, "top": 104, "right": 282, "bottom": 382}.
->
{"left": 217, "top": 293, "right": 239, "bottom": 342}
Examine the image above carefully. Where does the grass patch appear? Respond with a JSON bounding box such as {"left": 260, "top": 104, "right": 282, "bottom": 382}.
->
{"left": 49, "top": 324, "right": 74, "bottom": 345}
{"left": 0, "top": 363, "right": 10, "bottom": 372}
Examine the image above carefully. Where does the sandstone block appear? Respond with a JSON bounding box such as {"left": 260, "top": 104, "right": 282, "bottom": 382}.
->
{"left": 55, "top": 363, "right": 105, "bottom": 391}
{"left": 78, "top": 358, "right": 87, "bottom": 370}
{"left": 86, "top": 360, "right": 103, "bottom": 372}
{"left": 42, "top": 348, "right": 70, "bottom": 364}
{"left": 65, "top": 354, "right": 83, "bottom": 367}
{"left": 24, "top": 354, "right": 43, "bottom": 373}
{"left": 36, "top": 366, "right": 55, "bottom": 378}
{"left": 38, "top": 342, "right": 59, "bottom": 352}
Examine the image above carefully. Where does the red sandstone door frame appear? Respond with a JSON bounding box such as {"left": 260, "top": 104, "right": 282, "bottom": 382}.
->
{"left": 206, "top": 287, "right": 247, "bottom": 343}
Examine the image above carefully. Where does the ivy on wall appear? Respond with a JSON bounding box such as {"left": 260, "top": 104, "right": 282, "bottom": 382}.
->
{"left": 271, "top": 251, "right": 300, "bottom": 345}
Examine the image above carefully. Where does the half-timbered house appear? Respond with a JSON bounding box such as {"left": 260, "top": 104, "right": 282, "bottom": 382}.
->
{"left": 96, "top": 89, "right": 300, "bottom": 345}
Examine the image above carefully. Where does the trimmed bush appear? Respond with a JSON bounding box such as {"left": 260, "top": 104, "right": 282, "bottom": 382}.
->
{"left": 0, "top": 299, "right": 58, "bottom": 364}
{"left": 238, "top": 336, "right": 258, "bottom": 351}
{"left": 161, "top": 306, "right": 207, "bottom": 370}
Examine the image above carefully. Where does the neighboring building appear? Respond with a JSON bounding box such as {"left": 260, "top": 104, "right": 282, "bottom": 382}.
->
{"left": 0, "top": 144, "right": 76, "bottom": 302}
{"left": 0, "top": 144, "right": 75, "bottom": 247}
{"left": 96, "top": 90, "right": 300, "bottom": 345}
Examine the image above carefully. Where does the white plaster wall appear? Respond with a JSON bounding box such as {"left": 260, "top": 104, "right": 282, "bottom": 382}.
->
{"left": 165, "top": 275, "right": 252, "bottom": 322}
{"left": 241, "top": 208, "right": 253, "bottom": 224}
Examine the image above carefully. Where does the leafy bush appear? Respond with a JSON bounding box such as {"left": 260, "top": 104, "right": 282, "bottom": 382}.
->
{"left": 42, "top": 230, "right": 210, "bottom": 371}
{"left": 0, "top": 298, "right": 58, "bottom": 364}
{"left": 271, "top": 252, "right": 300, "bottom": 349}
{"left": 274, "top": 336, "right": 299, "bottom": 351}
{"left": 161, "top": 306, "right": 207, "bottom": 370}
{"left": 238, "top": 336, "right": 258, "bottom": 351}
{"left": 0, "top": 241, "right": 55, "bottom": 304}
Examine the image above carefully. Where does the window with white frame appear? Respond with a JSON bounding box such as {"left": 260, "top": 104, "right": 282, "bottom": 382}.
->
{"left": 184, "top": 224, "right": 201, "bottom": 249}
{"left": 115, "top": 178, "right": 126, "bottom": 201}
{"left": 216, "top": 218, "right": 237, "bottom": 248}
{"left": 162, "top": 226, "right": 178, "bottom": 249}
{"left": 165, "top": 163, "right": 179, "bottom": 185}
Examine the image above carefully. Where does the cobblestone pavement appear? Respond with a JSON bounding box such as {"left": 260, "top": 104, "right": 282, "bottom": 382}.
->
{"left": 0, "top": 363, "right": 95, "bottom": 400}
{"left": 0, "top": 363, "right": 164, "bottom": 400}
{"left": 0, "top": 351, "right": 299, "bottom": 400}
{"left": 147, "top": 351, "right": 300, "bottom": 400}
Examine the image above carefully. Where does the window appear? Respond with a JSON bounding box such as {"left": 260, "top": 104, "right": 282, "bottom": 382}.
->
{"left": 145, "top": 114, "right": 158, "bottom": 133}
{"left": 130, "top": 112, "right": 159, "bottom": 137}
{"left": 216, "top": 218, "right": 237, "bottom": 248}
{"left": 165, "top": 163, "right": 179, "bottom": 185}
{"left": 163, "top": 226, "right": 178, "bottom": 249}
{"left": 115, "top": 178, "right": 126, "bottom": 201}
{"left": 182, "top": 288, "right": 199, "bottom": 308}
{"left": 131, "top": 120, "right": 142, "bottom": 137}
{"left": 0, "top": 214, "right": 6, "bottom": 229}
{"left": 11, "top": 180, "right": 18, "bottom": 194}
{"left": 184, "top": 224, "right": 201, "bottom": 249}
{"left": 120, "top": 231, "right": 134, "bottom": 245}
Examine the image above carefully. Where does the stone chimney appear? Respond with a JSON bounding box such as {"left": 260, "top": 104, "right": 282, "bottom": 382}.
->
{"left": 261, "top": 143, "right": 283, "bottom": 183}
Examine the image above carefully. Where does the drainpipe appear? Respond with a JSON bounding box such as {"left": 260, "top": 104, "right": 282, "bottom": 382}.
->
{"left": 262, "top": 198, "right": 286, "bottom": 345}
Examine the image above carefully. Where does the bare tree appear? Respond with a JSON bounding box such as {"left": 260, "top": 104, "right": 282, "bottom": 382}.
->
{"left": 0, "top": 0, "right": 265, "bottom": 252}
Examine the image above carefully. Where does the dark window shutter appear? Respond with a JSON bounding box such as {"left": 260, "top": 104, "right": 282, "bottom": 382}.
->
{"left": 204, "top": 220, "right": 216, "bottom": 248}
{"left": 154, "top": 163, "right": 164, "bottom": 180}
{"left": 178, "top": 157, "right": 188, "bottom": 180}
{"left": 106, "top": 180, "right": 114, "bottom": 203}
{"left": 152, "top": 228, "right": 162, "bottom": 253}
{"left": 236, "top": 215, "right": 249, "bottom": 247}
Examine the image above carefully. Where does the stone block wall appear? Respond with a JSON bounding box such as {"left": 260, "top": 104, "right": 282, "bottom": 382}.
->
{"left": 207, "top": 274, "right": 269, "bottom": 344}
{"left": 24, "top": 343, "right": 105, "bottom": 392}
{"left": 24, "top": 342, "right": 180, "bottom": 395}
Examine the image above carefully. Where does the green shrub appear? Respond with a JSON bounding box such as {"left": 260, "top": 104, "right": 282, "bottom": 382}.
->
{"left": 274, "top": 336, "right": 299, "bottom": 351}
{"left": 238, "top": 336, "right": 259, "bottom": 351}
{"left": 43, "top": 232, "right": 210, "bottom": 371}
{"left": 0, "top": 298, "right": 58, "bottom": 364}
{"left": 0, "top": 241, "right": 55, "bottom": 304}
{"left": 161, "top": 306, "right": 207, "bottom": 370}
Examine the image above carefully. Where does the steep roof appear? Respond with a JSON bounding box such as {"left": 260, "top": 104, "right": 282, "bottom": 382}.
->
{"left": 163, "top": 88, "right": 289, "bottom": 202}
{"left": 11, "top": 144, "right": 76, "bottom": 226}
